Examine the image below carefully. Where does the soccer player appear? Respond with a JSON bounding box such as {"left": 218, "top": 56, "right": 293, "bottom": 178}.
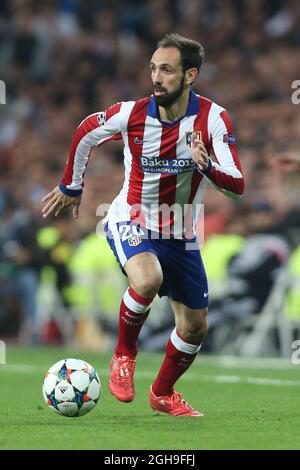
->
{"left": 42, "top": 33, "right": 244, "bottom": 416}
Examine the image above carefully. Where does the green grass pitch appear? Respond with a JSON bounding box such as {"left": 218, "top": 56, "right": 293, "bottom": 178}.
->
{"left": 0, "top": 346, "right": 299, "bottom": 450}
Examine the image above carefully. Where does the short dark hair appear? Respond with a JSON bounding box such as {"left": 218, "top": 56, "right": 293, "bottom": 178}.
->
{"left": 157, "top": 33, "right": 205, "bottom": 73}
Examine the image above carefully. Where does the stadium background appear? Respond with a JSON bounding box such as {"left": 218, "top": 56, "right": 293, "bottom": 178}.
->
{"left": 0, "top": 0, "right": 300, "bottom": 355}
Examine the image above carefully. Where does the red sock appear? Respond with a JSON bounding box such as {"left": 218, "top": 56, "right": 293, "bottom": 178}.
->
{"left": 152, "top": 329, "right": 201, "bottom": 396}
{"left": 115, "top": 287, "right": 153, "bottom": 359}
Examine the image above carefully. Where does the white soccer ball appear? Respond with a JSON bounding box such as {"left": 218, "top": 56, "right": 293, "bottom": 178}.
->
{"left": 42, "top": 358, "right": 101, "bottom": 417}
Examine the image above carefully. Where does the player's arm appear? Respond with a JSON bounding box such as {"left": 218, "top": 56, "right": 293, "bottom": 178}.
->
{"left": 192, "top": 109, "right": 245, "bottom": 199}
{"left": 42, "top": 104, "right": 123, "bottom": 219}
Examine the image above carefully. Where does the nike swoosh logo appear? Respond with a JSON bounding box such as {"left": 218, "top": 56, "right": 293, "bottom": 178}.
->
{"left": 134, "top": 137, "right": 146, "bottom": 145}
{"left": 203, "top": 292, "right": 208, "bottom": 298}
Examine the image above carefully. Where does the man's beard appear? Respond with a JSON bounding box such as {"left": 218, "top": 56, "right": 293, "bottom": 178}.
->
{"left": 154, "top": 77, "right": 185, "bottom": 108}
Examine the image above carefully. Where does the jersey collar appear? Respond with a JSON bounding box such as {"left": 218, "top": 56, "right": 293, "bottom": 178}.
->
{"left": 147, "top": 89, "right": 200, "bottom": 125}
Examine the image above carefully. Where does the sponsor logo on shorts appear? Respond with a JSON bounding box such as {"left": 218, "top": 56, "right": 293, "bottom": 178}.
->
{"left": 128, "top": 235, "right": 142, "bottom": 247}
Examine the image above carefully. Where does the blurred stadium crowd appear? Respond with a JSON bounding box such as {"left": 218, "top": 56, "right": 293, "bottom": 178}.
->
{"left": 0, "top": 0, "right": 300, "bottom": 351}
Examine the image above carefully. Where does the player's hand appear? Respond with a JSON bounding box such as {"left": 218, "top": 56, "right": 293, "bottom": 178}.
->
{"left": 41, "top": 186, "right": 82, "bottom": 219}
{"left": 191, "top": 132, "right": 209, "bottom": 171}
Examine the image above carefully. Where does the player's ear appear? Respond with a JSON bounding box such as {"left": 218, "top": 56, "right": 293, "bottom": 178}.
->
{"left": 185, "top": 68, "right": 198, "bottom": 85}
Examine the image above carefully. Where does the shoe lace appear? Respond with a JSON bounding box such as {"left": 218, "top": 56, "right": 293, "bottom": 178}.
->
{"left": 117, "top": 357, "right": 135, "bottom": 384}
{"left": 172, "top": 391, "right": 193, "bottom": 410}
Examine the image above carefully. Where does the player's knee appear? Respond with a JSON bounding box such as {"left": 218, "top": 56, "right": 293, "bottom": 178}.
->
{"left": 200, "top": 316, "right": 209, "bottom": 337}
{"left": 198, "top": 308, "right": 209, "bottom": 336}
{"left": 178, "top": 308, "right": 209, "bottom": 343}
{"left": 131, "top": 273, "right": 163, "bottom": 298}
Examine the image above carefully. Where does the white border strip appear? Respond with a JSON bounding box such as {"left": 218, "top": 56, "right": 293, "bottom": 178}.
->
{"left": 171, "top": 328, "right": 201, "bottom": 354}
{"left": 123, "top": 288, "right": 150, "bottom": 314}
{"left": 110, "top": 224, "right": 127, "bottom": 266}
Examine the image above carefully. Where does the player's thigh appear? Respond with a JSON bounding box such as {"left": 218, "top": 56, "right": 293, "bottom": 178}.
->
{"left": 170, "top": 299, "right": 208, "bottom": 336}
{"left": 105, "top": 221, "right": 163, "bottom": 296}
{"left": 125, "top": 252, "right": 163, "bottom": 296}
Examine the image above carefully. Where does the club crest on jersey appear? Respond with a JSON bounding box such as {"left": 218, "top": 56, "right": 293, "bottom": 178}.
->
{"left": 97, "top": 111, "right": 106, "bottom": 126}
{"left": 128, "top": 236, "right": 142, "bottom": 247}
{"left": 186, "top": 131, "right": 202, "bottom": 147}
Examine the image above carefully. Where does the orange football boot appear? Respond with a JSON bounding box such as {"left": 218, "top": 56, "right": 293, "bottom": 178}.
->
{"left": 149, "top": 386, "right": 203, "bottom": 416}
{"left": 109, "top": 354, "right": 136, "bottom": 402}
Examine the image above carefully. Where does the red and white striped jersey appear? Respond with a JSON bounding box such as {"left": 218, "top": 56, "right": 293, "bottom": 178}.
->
{"left": 60, "top": 90, "right": 244, "bottom": 237}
